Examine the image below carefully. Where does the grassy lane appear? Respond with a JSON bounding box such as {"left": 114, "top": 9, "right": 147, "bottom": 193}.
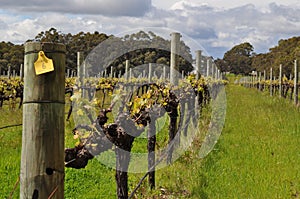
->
{"left": 196, "top": 84, "right": 300, "bottom": 198}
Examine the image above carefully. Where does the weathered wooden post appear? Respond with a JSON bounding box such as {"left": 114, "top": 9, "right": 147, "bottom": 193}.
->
{"left": 270, "top": 67, "right": 273, "bottom": 96}
{"left": 77, "top": 52, "right": 84, "bottom": 84}
{"left": 129, "top": 68, "right": 132, "bottom": 79}
{"left": 195, "top": 50, "right": 202, "bottom": 80}
{"left": 211, "top": 62, "right": 215, "bottom": 79}
{"left": 66, "top": 68, "right": 70, "bottom": 78}
{"left": 170, "top": 32, "right": 181, "bottom": 85}
{"left": 77, "top": 52, "right": 87, "bottom": 97}
{"left": 294, "top": 60, "right": 298, "bottom": 105}
{"left": 125, "top": 60, "right": 129, "bottom": 81}
{"left": 148, "top": 63, "right": 152, "bottom": 83}
{"left": 20, "top": 64, "right": 24, "bottom": 81}
{"left": 279, "top": 64, "right": 282, "bottom": 97}
{"left": 20, "top": 42, "right": 65, "bottom": 199}
{"left": 163, "top": 65, "right": 166, "bottom": 80}
{"left": 206, "top": 57, "right": 209, "bottom": 77}
{"left": 110, "top": 66, "right": 113, "bottom": 78}
{"left": 8, "top": 65, "right": 11, "bottom": 79}
{"left": 263, "top": 70, "right": 266, "bottom": 91}
{"left": 0, "top": 65, "right": 2, "bottom": 77}
{"left": 258, "top": 72, "right": 262, "bottom": 91}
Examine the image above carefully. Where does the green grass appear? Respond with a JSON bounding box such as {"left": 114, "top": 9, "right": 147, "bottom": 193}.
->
{"left": 195, "top": 84, "right": 300, "bottom": 198}
{"left": 0, "top": 107, "right": 22, "bottom": 199}
{"left": 1, "top": 82, "right": 300, "bottom": 198}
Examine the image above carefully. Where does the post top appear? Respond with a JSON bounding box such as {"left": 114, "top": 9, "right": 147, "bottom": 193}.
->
{"left": 25, "top": 42, "right": 66, "bottom": 54}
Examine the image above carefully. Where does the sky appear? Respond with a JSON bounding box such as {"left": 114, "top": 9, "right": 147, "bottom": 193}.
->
{"left": 0, "top": 0, "right": 300, "bottom": 58}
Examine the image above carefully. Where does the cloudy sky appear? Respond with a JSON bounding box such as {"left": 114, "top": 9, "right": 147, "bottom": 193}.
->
{"left": 0, "top": 0, "right": 300, "bottom": 58}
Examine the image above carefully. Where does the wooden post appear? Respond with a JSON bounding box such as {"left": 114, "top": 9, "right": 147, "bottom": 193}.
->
{"left": 8, "top": 65, "right": 11, "bottom": 79}
{"left": 20, "top": 42, "right": 65, "bottom": 199}
{"left": 77, "top": 52, "right": 84, "bottom": 83}
{"left": 294, "top": 60, "right": 298, "bottom": 105}
{"left": 195, "top": 50, "right": 202, "bottom": 80}
{"left": 211, "top": 62, "right": 215, "bottom": 79}
{"left": 263, "top": 70, "right": 266, "bottom": 91}
{"left": 66, "top": 68, "right": 70, "bottom": 78}
{"left": 163, "top": 65, "right": 166, "bottom": 80}
{"left": 110, "top": 66, "right": 113, "bottom": 78}
{"left": 125, "top": 60, "right": 129, "bottom": 80}
{"left": 206, "top": 57, "right": 210, "bottom": 77}
{"left": 270, "top": 68, "right": 273, "bottom": 96}
{"left": 20, "top": 64, "right": 24, "bottom": 81}
{"left": 77, "top": 52, "right": 87, "bottom": 97}
{"left": 258, "top": 72, "right": 262, "bottom": 91}
{"left": 170, "top": 32, "right": 181, "bottom": 85}
{"left": 148, "top": 63, "right": 152, "bottom": 83}
{"left": 0, "top": 65, "right": 2, "bottom": 77}
{"left": 279, "top": 64, "right": 282, "bottom": 97}
{"left": 129, "top": 68, "right": 132, "bottom": 79}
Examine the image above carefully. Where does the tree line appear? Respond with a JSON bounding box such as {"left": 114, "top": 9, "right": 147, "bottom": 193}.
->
{"left": 215, "top": 36, "right": 300, "bottom": 75}
{"left": 0, "top": 28, "right": 193, "bottom": 75}
{"left": 1, "top": 27, "right": 299, "bottom": 76}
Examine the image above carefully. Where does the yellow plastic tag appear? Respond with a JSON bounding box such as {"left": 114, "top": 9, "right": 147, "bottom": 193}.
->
{"left": 34, "top": 51, "right": 54, "bottom": 75}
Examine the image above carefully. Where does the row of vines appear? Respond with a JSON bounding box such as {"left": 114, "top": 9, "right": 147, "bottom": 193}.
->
{"left": 239, "top": 75, "right": 299, "bottom": 101}
{"left": 0, "top": 75, "right": 227, "bottom": 198}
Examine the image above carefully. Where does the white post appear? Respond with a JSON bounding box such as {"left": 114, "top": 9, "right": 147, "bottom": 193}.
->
{"left": 8, "top": 65, "right": 11, "bottom": 79}
{"left": 211, "top": 62, "right": 215, "bottom": 79}
{"left": 170, "top": 32, "right": 181, "bottom": 85}
{"left": 279, "top": 64, "right": 282, "bottom": 97}
{"left": 258, "top": 72, "right": 262, "bottom": 91}
{"left": 66, "top": 68, "right": 70, "bottom": 78}
{"left": 206, "top": 57, "right": 210, "bottom": 77}
{"left": 148, "top": 63, "right": 152, "bottom": 83}
{"left": 195, "top": 50, "right": 202, "bottom": 80}
{"left": 270, "top": 67, "right": 273, "bottom": 96}
{"left": 129, "top": 68, "right": 132, "bottom": 79}
{"left": 110, "top": 66, "right": 113, "bottom": 78}
{"left": 294, "top": 60, "right": 298, "bottom": 105}
{"left": 125, "top": 60, "right": 129, "bottom": 80}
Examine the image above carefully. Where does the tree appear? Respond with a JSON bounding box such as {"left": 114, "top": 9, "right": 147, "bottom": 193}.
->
{"left": 0, "top": 41, "right": 23, "bottom": 72}
{"left": 250, "top": 36, "right": 300, "bottom": 76}
{"left": 223, "top": 42, "right": 254, "bottom": 75}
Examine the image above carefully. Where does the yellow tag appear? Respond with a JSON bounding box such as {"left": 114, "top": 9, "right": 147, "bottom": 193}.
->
{"left": 34, "top": 51, "right": 54, "bottom": 75}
